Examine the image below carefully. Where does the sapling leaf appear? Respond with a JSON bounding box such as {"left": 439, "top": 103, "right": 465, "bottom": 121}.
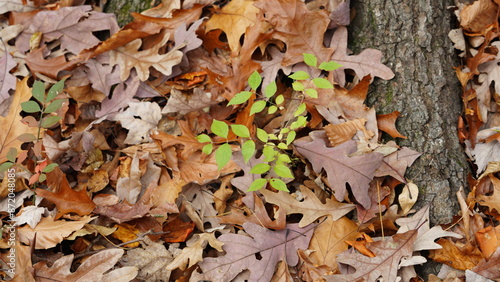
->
{"left": 303, "top": 53, "right": 317, "bottom": 67}
{"left": 248, "top": 178, "right": 268, "bottom": 191}
{"left": 211, "top": 120, "right": 229, "bottom": 138}
{"left": 273, "top": 165, "right": 294, "bottom": 178}
{"left": 0, "top": 162, "right": 14, "bottom": 173}
{"left": 264, "top": 81, "right": 277, "bottom": 98}
{"left": 32, "top": 81, "right": 45, "bottom": 103}
{"left": 38, "top": 173, "right": 47, "bottom": 182}
{"left": 6, "top": 148, "right": 17, "bottom": 163}
{"left": 305, "top": 88, "right": 318, "bottom": 98}
{"left": 42, "top": 163, "right": 58, "bottom": 173}
{"left": 277, "top": 143, "right": 288, "bottom": 150}
{"left": 277, "top": 153, "right": 291, "bottom": 164}
{"left": 292, "top": 81, "right": 304, "bottom": 91}
{"left": 269, "top": 178, "right": 289, "bottom": 192}
{"left": 47, "top": 78, "right": 66, "bottom": 102}
{"left": 250, "top": 163, "right": 271, "bottom": 174}
{"left": 250, "top": 100, "right": 267, "bottom": 115}
{"left": 242, "top": 140, "right": 255, "bottom": 163}
{"left": 215, "top": 143, "right": 232, "bottom": 170}
{"left": 294, "top": 103, "right": 306, "bottom": 117}
{"left": 197, "top": 134, "right": 212, "bottom": 143}
{"left": 17, "top": 133, "right": 37, "bottom": 142}
{"left": 268, "top": 105, "right": 278, "bottom": 114}
{"left": 312, "top": 77, "right": 334, "bottom": 89}
{"left": 227, "top": 91, "right": 253, "bottom": 106}
{"left": 275, "top": 95, "right": 284, "bottom": 105}
{"left": 44, "top": 99, "right": 66, "bottom": 114}
{"left": 248, "top": 71, "right": 262, "bottom": 90}
{"left": 319, "top": 61, "right": 342, "bottom": 71}
{"left": 231, "top": 124, "right": 250, "bottom": 138}
{"left": 263, "top": 146, "right": 276, "bottom": 162}
{"left": 286, "top": 131, "right": 296, "bottom": 145}
{"left": 21, "top": 101, "right": 41, "bottom": 113}
{"left": 289, "top": 71, "right": 310, "bottom": 80}
{"left": 256, "top": 128, "right": 268, "bottom": 143}
{"left": 203, "top": 143, "right": 213, "bottom": 155}
{"left": 41, "top": 116, "right": 62, "bottom": 128}
{"left": 296, "top": 116, "right": 307, "bottom": 128}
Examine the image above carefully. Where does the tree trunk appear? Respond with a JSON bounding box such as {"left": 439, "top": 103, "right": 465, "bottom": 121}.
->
{"left": 104, "top": 0, "right": 157, "bottom": 26}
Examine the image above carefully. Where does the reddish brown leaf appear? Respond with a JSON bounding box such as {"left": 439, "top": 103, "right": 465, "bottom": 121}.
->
{"left": 376, "top": 111, "right": 407, "bottom": 139}
{"left": 162, "top": 215, "right": 195, "bottom": 243}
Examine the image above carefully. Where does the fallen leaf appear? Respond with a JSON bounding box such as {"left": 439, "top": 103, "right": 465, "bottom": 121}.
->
{"left": 261, "top": 185, "right": 355, "bottom": 227}
{"left": 294, "top": 138, "right": 384, "bottom": 208}
{"left": 324, "top": 118, "right": 374, "bottom": 146}
{"left": 115, "top": 101, "right": 162, "bottom": 144}
{"left": 18, "top": 216, "right": 94, "bottom": 249}
{"left": 162, "top": 214, "right": 195, "bottom": 243}
{"left": 374, "top": 144, "right": 421, "bottom": 183}
{"left": 475, "top": 225, "right": 500, "bottom": 259}
{"left": 376, "top": 111, "right": 407, "bottom": 139}
{"left": 460, "top": 0, "right": 498, "bottom": 33}
{"left": 166, "top": 232, "right": 224, "bottom": 271}
{"left": 430, "top": 238, "right": 484, "bottom": 270}
{"left": 471, "top": 247, "right": 500, "bottom": 280}
{"left": 0, "top": 49, "right": 17, "bottom": 103}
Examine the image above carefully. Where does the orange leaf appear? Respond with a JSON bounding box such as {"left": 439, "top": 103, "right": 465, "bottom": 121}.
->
{"left": 162, "top": 215, "right": 195, "bottom": 243}
{"left": 430, "top": 238, "right": 484, "bottom": 270}
{"left": 376, "top": 111, "right": 407, "bottom": 139}
{"left": 25, "top": 46, "right": 81, "bottom": 79}
{"left": 475, "top": 225, "right": 500, "bottom": 258}
{"left": 112, "top": 223, "right": 141, "bottom": 248}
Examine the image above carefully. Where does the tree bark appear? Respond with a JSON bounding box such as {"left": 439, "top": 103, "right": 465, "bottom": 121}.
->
{"left": 104, "top": 0, "right": 156, "bottom": 26}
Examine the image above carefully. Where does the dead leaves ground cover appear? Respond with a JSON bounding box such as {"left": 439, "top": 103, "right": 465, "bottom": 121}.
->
{"left": 0, "top": 0, "right": 498, "bottom": 281}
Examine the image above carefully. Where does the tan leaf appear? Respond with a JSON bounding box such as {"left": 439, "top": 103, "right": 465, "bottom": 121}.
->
{"left": 205, "top": 0, "right": 260, "bottom": 54}
{"left": 270, "top": 260, "right": 293, "bottom": 282}
{"left": 114, "top": 101, "right": 162, "bottom": 145}
{"left": 0, "top": 77, "right": 39, "bottom": 164}
{"left": 324, "top": 118, "right": 374, "bottom": 147}
{"left": 399, "top": 182, "right": 419, "bottom": 215}
{"left": 109, "top": 33, "right": 183, "bottom": 81}
{"left": 460, "top": 0, "right": 498, "bottom": 33}
{"left": 34, "top": 249, "right": 135, "bottom": 281}
{"left": 308, "top": 216, "right": 359, "bottom": 272}
{"left": 476, "top": 174, "right": 500, "bottom": 213}
{"left": 18, "top": 216, "right": 94, "bottom": 249}
{"left": 429, "top": 238, "right": 484, "bottom": 271}
{"left": 261, "top": 185, "right": 355, "bottom": 227}
{"left": 166, "top": 233, "right": 224, "bottom": 271}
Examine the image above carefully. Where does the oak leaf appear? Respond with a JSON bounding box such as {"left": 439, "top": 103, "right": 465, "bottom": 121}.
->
{"left": 376, "top": 111, "right": 407, "bottom": 139}
{"left": 34, "top": 249, "right": 137, "bottom": 281}
{"left": 471, "top": 247, "right": 500, "bottom": 280}
{"left": 205, "top": 0, "right": 260, "bottom": 54}
{"left": 18, "top": 216, "right": 94, "bottom": 249}
{"left": 25, "top": 45, "right": 81, "bottom": 79}
{"left": 115, "top": 101, "right": 162, "bottom": 145}
{"left": 325, "top": 230, "right": 418, "bottom": 281}
{"left": 260, "top": 185, "right": 355, "bottom": 228}
{"left": 0, "top": 77, "right": 39, "bottom": 164}
{"left": 166, "top": 232, "right": 224, "bottom": 271}
{"left": 198, "top": 222, "right": 314, "bottom": 281}
{"left": 0, "top": 50, "right": 17, "bottom": 103}
{"left": 0, "top": 0, "right": 36, "bottom": 14}
{"left": 294, "top": 138, "right": 384, "bottom": 208}
{"left": 95, "top": 75, "right": 140, "bottom": 118}
{"left": 374, "top": 143, "right": 421, "bottom": 183}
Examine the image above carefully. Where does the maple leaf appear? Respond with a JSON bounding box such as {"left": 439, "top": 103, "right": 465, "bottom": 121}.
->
{"left": 205, "top": 0, "right": 260, "bottom": 54}
{"left": 254, "top": 0, "right": 334, "bottom": 66}
{"left": 34, "top": 249, "right": 137, "bottom": 281}
{"left": 0, "top": 77, "right": 38, "bottom": 164}
{"left": 16, "top": 6, "right": 119, "bottom": 54}
{"left": 114, "top": 101, "right": 162, "bottom": 144}
{"left": 166, "top": 232, "right": 224, "bottom": 271}
{"left": 294, "top": 138, "right": 384, "bottom": 208}
{"left": 325, "top": 230, "right": 418, "bottom": 281}
{"left": 260, "top": 185, "right": 355, "bottom": 227}
{"left": 18, "top": 215, "right": 94, "bottom": 249}
{"left": 0, "top": 49, "right": 17, "bottom": 103}
{"left": 198, "top": 222, "right": 315, "bottom": 281}
{"left": 109, "top": 32, "right": 183, "bottom": 81}
{"left": 330, "top": 27, "right": 395, "bottom": 85}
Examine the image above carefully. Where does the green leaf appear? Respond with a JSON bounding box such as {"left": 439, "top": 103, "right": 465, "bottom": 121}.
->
{"left": 277, "top": 143, "right": 288, "bottom": 150}
{"left": 279, "top": 128, "right": 290, "bottom": 134}
{"left": 312, "top": 77, "right": 334, "bottom": 89}
{"left": 231, "top": 124, "right": 250, "bottom": 138}
{"left": 248, "top": 71, "right": 262, "bottom": 90}
{"left": 305, "top": 88, "right": 318, "bottom": 98}
{"left": 247, "top": 178, "right": 268, "bottom": 191}
{"left": 44, "top": 99, "right": 66, "bottom": 114}
{"left": 227, "top": 91, "right": 253, "bottom": 106}
{"left": 211, "top": 120, "right": 229, "bottom": 138}
{"left": 250, "top": 100, "right": 267, "bottom": 115}
{"left": 17, "top": 133, "right": 37, "bottom": 142}
{"left": 268, "top": 105, "right": 278, "bottom": 114}
{"left": 21, "top": 101, "right": 41, "bottom": 113}
{"left": 0, "top": 162, "right": 14, "bottom": 173}
{"left": 264, "top": 81, "right": 277, "bottom": 98}
{"left": 41, "top": 116, "right": 61, "bottom": 128}
{"left": 277, "top": 153, "right": 291, "bottom": 164}
{"left": 32, "top": 81, "right": 45, "bottom": 103}
{"left": 273, "top": 165, "right": 294, "bottom": 178}
{"left": 47, "top": 78, "right": 66, "bottom": 102}
{"left": 6, "top": 148, "right": 17, "bottom": 163}
{"left": 215, "top": 143, "right": 232, "bottom": 170}
{"left": 303, "top": 53, "right": 317, "bottom": 67}
{"left": 256, "top": 128, "right": 268, "bottom": 143}
{"left": 296, "top": 116, "right": 308, "bottom": 127}
{"left": 241, "top": 140, "right": 255, "bottom": 163}
{"left": 294, "top": 103, "right": 306, "bottom": 117}
{"left": 292, "top": 81, "right": 304, "bottom": 91}
{"left": 269, "top": 178, "right": 289, "bottom": 192}
{"left": 42, "top": 163, "right": 58, "bottom": 173}
{"left": 250, "top": 163, "right": 271, "bottom": 174}
{"left": 289, "top": 71, "right": 310, "bottom": 80}
{"left": 263, "top": 146, "right": 276, "bottom": 162}
{"left": 275, "top": 94, "right": 284, "bottom": 105}
{"left": 286, "top": 131, "right": 296, "bottom": 145}
{"left": 319, "top": 61, "right": 342, "bottom": 71}
{"left": 38, "top": 173, "right": 47, "bottom": 182}
{"left": 196, "top": 134, "right": 212, "bottom": 143}
{"left": 202, "top": 143, "right": 213, "bottom": 155}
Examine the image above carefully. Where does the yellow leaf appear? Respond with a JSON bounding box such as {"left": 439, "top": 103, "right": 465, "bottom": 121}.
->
{"left": 0, "top": 77, "right": 39, "bottom": 163}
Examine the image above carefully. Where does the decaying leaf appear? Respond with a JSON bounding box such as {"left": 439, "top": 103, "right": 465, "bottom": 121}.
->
{"left": 166, "top": 232, "right": 224, "bottom": 271}
{"left": 115, "top": 101, "right": 162, "bottom": 144}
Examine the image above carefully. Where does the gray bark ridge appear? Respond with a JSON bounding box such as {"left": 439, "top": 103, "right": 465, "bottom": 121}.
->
{"left": 349, "top": 0, "right": 469, "bottom": 225}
